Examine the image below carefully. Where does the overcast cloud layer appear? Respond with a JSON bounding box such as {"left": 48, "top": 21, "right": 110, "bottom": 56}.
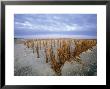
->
{"left": 14, "top": 14, "right": 97, "bottom": 39}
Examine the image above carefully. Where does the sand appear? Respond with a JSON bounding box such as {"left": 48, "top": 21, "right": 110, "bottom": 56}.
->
{"left": 14, "top": 39, "right": 97, "bottom": 76}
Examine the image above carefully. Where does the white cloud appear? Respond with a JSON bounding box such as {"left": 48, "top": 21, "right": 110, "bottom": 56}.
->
{"left": 15, "top": 21, "right": 32, "bottom": 26}
{"left": 15, "top": 34, "right": 96, "bottom": 39}
{"left": 15, "top": 21, "right": 83, "bottom": 32}
{"left": 15, "top": 16, "right": 96, "bottom": 32}
{"left": 25, "top": 17, "right": 33, "bottom": 22}
{"left": 53, "top": 16, "right": 61, "bottom": 20}
{"left": 65, "top": 24, "right": 81, "bottom": 31}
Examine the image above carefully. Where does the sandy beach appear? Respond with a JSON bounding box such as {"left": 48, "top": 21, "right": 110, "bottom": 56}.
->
{"left": 14, "top": 38, "right": 97, "bottom": 76}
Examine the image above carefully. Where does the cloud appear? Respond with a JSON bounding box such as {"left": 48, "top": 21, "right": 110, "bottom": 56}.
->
{"left": 15, "top": 20, "right": 82, "bottom": 32}
{"left": 15, "top": 34, "right": 96, "bottom": 39}
{"left": 14, "top": 14, "right": 97, "bottom": 38}
{"left": 15, "top": 21, "right": 33, "bottom": 29}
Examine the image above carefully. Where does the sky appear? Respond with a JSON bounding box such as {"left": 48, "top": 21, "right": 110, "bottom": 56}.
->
{"left": 14, "top": 14, "right": 97, "bottom": 39}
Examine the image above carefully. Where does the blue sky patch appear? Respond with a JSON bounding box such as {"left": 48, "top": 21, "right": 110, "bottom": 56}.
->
{"left": 14, "top": 14, "right": 97, "bottom": 39}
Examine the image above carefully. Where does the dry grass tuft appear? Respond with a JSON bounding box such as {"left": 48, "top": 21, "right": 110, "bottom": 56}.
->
{"left": 23, "top": 39, "right": 96, "bottom": 75}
